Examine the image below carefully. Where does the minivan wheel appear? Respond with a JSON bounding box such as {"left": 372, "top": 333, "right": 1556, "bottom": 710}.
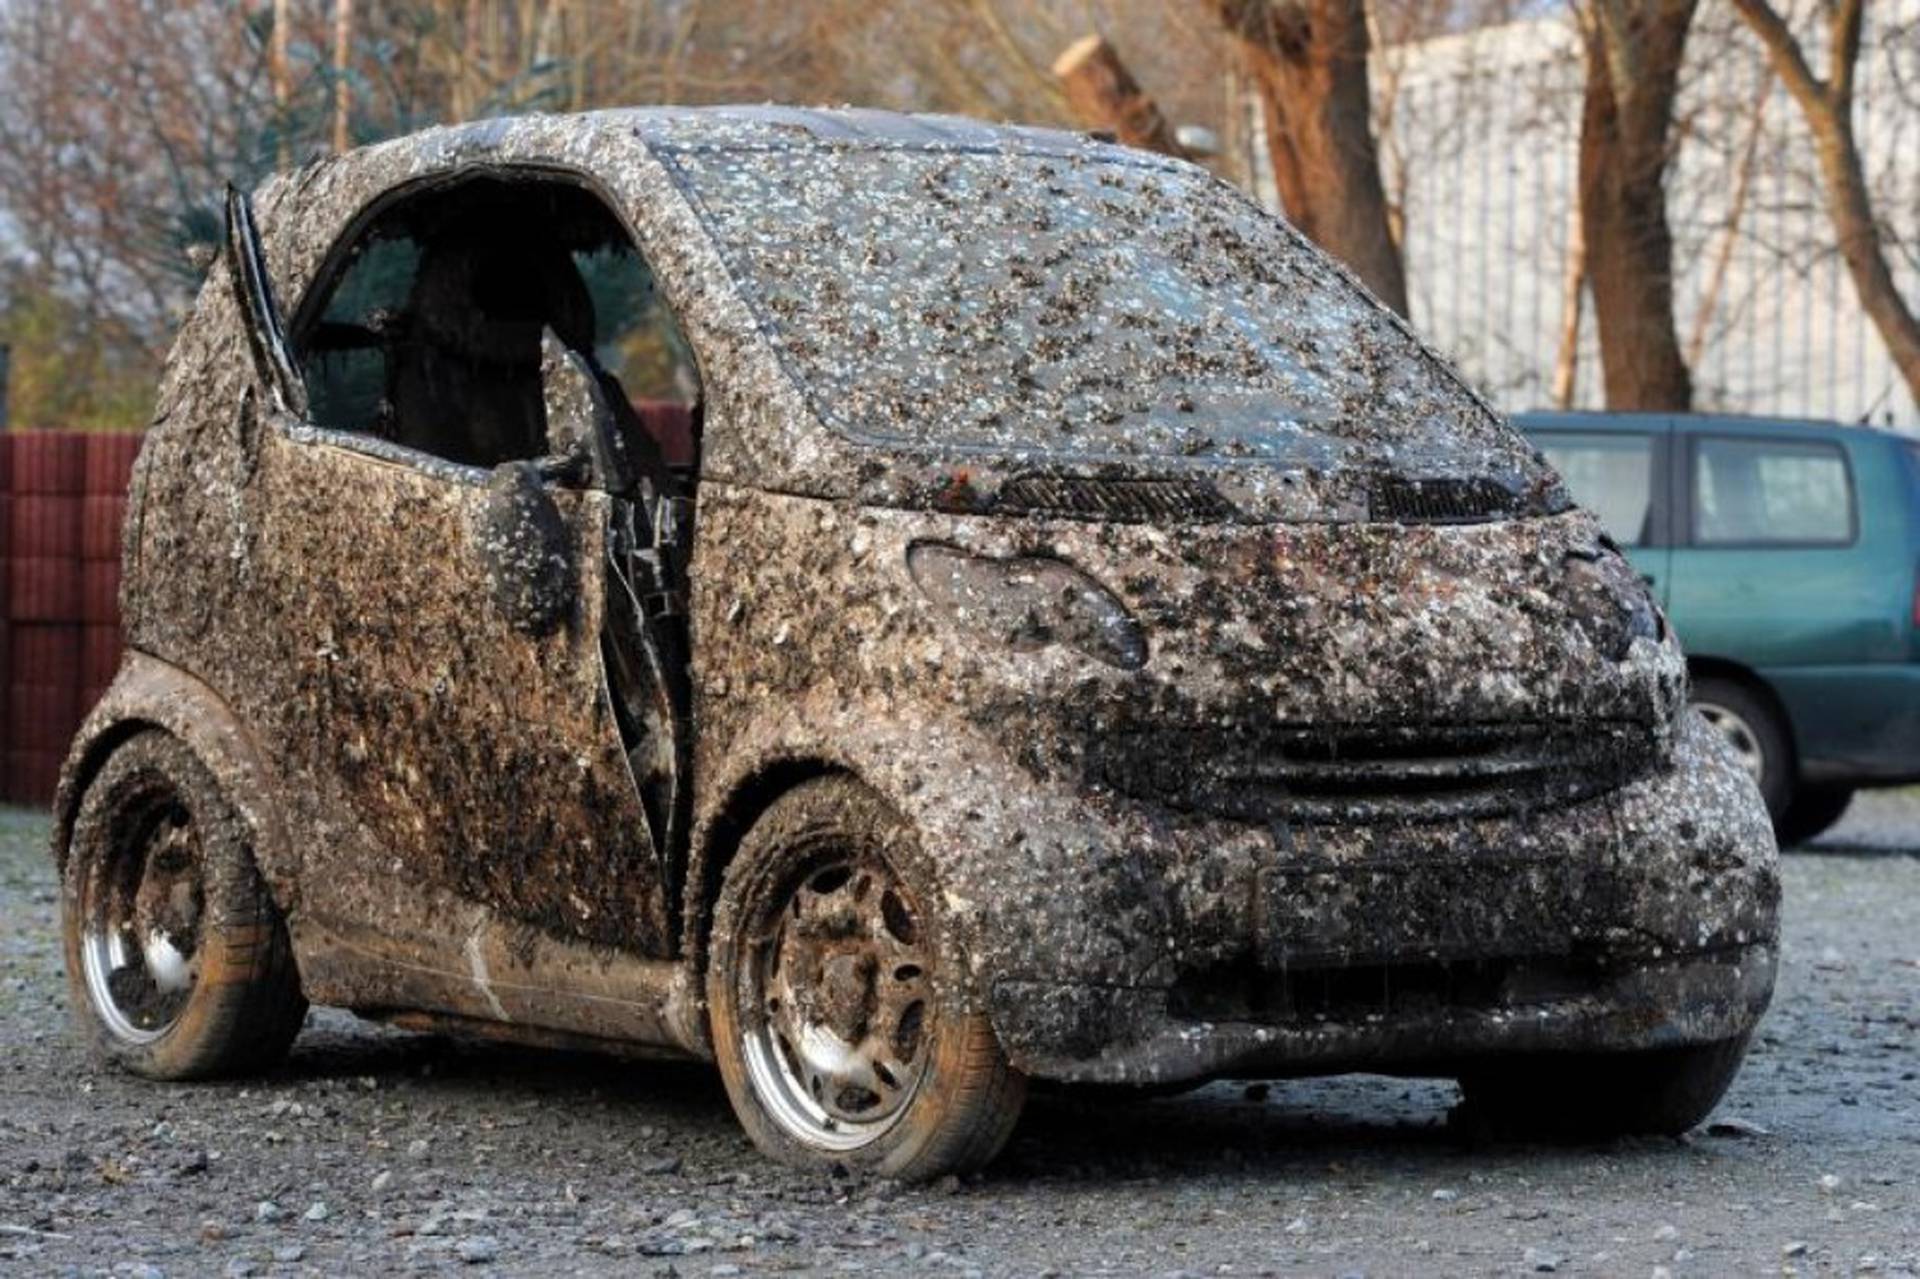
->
{"left": 62, "top": 732, "right": 306, "bottom": 1079}
{"left": 1692, "top": 677, "right": 1791, "bottom": 822}
{"left": 707, "top": 777, "right": 1026, "bottom": 1181}
{"left": 1456, "top": 1035, "right": 1752, "bottom": 1140}
{"left": 1776, "top": 784, "right": 1854, "bottom": 847}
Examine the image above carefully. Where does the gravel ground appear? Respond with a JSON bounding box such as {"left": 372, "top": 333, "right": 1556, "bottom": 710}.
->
{"left": 2, "top": 792, "right": 1915, "bottom": 1278}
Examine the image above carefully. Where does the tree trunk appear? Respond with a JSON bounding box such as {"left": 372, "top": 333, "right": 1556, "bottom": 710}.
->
{"left": 1730, "top": 0, "right": 1920, "bottom": 409}
{"left": 1051, "top": 34, "right": 1187, "bottom": 157}
{"left": 1204, "top": 0, "right": 1409, "bottom": 317}
{"left": 1576, "top": 0, "right": 1696, "bottom": 412}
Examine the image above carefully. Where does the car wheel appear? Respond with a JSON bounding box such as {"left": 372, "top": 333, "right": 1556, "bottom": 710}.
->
{"left": 1691, "top": 676, "right": 1791, "bottom": 822}
{"left": 62, "top": 731, "right": 306, "bottom": 1079}
{"left": 1776, "top": 784, "right": 1854, "bottom": 847}
{"left": 706, "top": 776, "right": 1026, "bottom": 1181}
{"left": 1457, "top": 1035, "right": 1752, "bottom": 1139}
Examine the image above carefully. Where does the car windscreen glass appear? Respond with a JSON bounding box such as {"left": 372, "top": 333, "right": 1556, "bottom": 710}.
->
{"left": 661, "top": 145, "right": 1534, "bottom": 476}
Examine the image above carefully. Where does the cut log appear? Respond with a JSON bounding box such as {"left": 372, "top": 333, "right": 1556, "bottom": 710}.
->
{"left": 1052, "top": 35, "right": 1187, "bottom": 158}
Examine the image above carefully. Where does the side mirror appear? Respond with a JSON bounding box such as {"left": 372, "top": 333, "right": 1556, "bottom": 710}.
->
{"left": 471, "top": 460, "right": 578, "bottom": 638}
{"left": 539, "top": 329, "right": 636, "bottom": 494}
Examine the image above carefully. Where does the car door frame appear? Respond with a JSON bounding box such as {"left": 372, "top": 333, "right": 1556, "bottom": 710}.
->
{"left": 223, "top": 173, "right": 698, "bottom": 1042}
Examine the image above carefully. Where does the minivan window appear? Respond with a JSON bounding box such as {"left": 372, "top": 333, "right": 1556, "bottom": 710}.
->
{"left": 662, "top": 145, "right": 1543, "bottom": 485}
{"left": 1692, "top": 436, "right": 1853, "bottom": 546}
{"left": 1534, "top": 432, "right": 1655, "bottom": 545}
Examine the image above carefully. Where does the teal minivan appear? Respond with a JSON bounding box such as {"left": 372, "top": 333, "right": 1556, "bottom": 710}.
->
{"left": 1519, "top": 412, "right": 1920, "bottom": 844}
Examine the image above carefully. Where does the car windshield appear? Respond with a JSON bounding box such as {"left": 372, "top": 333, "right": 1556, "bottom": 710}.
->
{"left": 661, "top": 144, "right": 1526, "bottom": 473}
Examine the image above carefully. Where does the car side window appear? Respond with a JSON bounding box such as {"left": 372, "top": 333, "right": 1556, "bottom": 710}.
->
{"left": 293, "top": 175, "right": 701, "bottom": 472}
{"left": 1692, "top": 436, "right": 1853, "bottom": 546}
{"left": 1534, "top": 432, "right": 1656, "bottom": 546}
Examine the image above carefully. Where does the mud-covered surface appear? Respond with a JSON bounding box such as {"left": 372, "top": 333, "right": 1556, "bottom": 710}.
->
{"left": 83, "top": 104, "right": 1781, "bottom": 1088}
{"left": 2, "top": 795, "right": 1913, "bottom": 1276}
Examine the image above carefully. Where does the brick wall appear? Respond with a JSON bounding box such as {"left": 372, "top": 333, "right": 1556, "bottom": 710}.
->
{"left": 1, "top": 430, "right": 140, "bottom": 806}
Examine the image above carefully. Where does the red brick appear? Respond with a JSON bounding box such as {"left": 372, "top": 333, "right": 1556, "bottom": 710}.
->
{"left": 4, "top": 749, "right": 65, "bottom": 807}
{"left": 80, "top": 494, "right": 128, "bottom": 561}
{"left": 81, "top": 623, "right": 121, "bottom": 689}
{"left": 84, "top": 432, "right": 144, "bottom": 493}
{"left": 6, "top": 682, "right": 81, "bottom": 753}
{"left": 5, "top": 557, "right": 81, "bottom": 621}
{"left": 6, "top": 493, "right": 83, "bottom": 559}
{"left": 6, "top": 622, "right": 81, "bottom": 687}
{"left": 80, "top": 561, "right": 121, "bottom": 624}
{"left": 8, "top": 432, "right": 86, "bottom": 495}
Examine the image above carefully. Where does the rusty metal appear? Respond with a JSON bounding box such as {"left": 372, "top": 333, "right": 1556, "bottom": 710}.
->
{"left": 55, "top": 106, "right": 1776, "bottom": 1105}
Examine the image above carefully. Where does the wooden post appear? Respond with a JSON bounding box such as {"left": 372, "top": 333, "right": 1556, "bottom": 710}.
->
{"left": 0, "top": 343, "right": 10, "bottom": 430}
{"left": 1051, "top": 34, "right": 1187, "bottom": 158}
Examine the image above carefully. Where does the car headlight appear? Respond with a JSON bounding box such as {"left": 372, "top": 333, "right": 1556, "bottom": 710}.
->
{"left": 1563, "top": 551, "right": 1665, "bottom": 660}
{"left": 906, "top": 543, "right": 1148, "bottom": 671}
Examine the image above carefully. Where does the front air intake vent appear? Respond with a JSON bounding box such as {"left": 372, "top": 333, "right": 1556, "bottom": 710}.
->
{"left": 995, "top": 474, "right": 1237, "bottom": 524}
{"left": 1370, "top": 476, "right": 1518, "bottom": 525}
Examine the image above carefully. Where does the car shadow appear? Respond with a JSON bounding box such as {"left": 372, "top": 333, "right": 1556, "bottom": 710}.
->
{"left": 252, "top": 1014, "right": 1700, "bottom": 1187}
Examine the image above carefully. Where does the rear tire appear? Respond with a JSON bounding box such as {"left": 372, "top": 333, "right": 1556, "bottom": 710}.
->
{"left": 1776, "top": 784, "right": 1854, "bottom": 847}
{"left": 1692, "top": 677, "right": 1792, "bottom": 825}
{"left": 61, "top": 731, "right": 306, "bottom": 1079}
{"left": 707, "top": 777, "right": 1025, "bottom": 1181}
{"left": 1457, "top": 1035, "right": 1752, "bottom": 1140}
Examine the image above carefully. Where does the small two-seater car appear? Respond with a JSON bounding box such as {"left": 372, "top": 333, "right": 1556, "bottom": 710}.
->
{"left": 57, "top": 107, "right": 1779, "bottom": 1181}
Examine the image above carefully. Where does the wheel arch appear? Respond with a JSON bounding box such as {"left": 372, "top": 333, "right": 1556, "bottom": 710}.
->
{"left": 1686, "top": 655, "right": 1800, "bottom": 778}
{"left": 681, "top": 754, "right": 853, "bottom": 967}
{"left": 55, "top": 652, "right": 297, "bottom": 911}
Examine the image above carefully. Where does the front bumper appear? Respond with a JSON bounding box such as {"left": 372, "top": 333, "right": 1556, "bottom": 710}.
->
{"left": 990, "top": 945, "right": 1776, "bottom": 1085}
{"left": 968, "top": 713, "right": 1779, "bottom": 1084}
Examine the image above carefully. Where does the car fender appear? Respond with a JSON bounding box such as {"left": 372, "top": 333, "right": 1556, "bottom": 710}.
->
{"left": 53, "top": 651, "right": 297, "bottom": 913}
{"left": 685, "top": 689, "right": 1174, "bottom": 1025}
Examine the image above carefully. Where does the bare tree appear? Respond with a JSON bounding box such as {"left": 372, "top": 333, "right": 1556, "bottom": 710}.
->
{"left": 1575, "top": 0, "right": 1697, "bottom": 411}
{"left": 1202, "top": 0, "right": 1409, "bottom": 315}
{"left": 1729, "top": 0, "right": 1920, "bottom": 406}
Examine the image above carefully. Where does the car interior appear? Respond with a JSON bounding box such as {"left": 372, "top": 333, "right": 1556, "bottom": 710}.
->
{"left": 294, "top": 173, "right": 702, "bottom": 484}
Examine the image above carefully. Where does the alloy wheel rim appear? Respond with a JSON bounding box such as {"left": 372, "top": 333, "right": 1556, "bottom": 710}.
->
{"left": 740, "top": 850, "right": 935, "bottom": 1152}
{"left": 1695, "top": 702, "right": 1766, "bottom": 784}
{"left": 79, "top": 798, "right": 205, "bottom": 1044}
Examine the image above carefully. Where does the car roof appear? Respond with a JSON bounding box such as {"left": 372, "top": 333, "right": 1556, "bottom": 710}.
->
{"left": 584, "top": 104, "right": 1147, "bottom": 161}
{"left": 1515, "top": 408, "right": 1913, "bottom": 447}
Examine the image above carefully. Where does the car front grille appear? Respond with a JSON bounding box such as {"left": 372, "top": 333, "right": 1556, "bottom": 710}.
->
{"left": 1090, "top": 720, "right": 1657, "bottom": 824}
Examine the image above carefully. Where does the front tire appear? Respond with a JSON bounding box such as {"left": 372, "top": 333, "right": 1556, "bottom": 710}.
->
{"left": 706, "top": 777, "right": 1025, "bottom": 1180}
{"left": 61, "top": 731, "right": 306, "bottom": 1079}
{"left": 1457, "top": 1035, "right": 1753, "bottom": 1139}
{"left": 1776, "top": 784, "right": 1854, "bottom": 847}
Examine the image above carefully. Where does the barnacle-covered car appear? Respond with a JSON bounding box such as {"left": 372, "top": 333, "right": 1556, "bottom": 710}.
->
{"left": 55, "top": 107, "right": 1779, "bottom": 1181}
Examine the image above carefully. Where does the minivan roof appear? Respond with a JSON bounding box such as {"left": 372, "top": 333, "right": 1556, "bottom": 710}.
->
{"left": 1516, "top": 409, "right": 1916, "bottom": 446}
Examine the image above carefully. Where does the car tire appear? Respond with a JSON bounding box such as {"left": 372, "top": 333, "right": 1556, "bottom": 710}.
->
{"left": 706, "top": 776, "right": 1026, "bottom": 1181}
{"left": 1776, "top": 784, "right": 1854, "bottom": 847}
{"left": 1691, "top": 676, "right": 1792, "bottom": 823}
{"left": 1456, "top": 1035, "right": 1753, "bottom": 1140}
{"left": 61, "top": 731, "right": 306, "bottom": 1079}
